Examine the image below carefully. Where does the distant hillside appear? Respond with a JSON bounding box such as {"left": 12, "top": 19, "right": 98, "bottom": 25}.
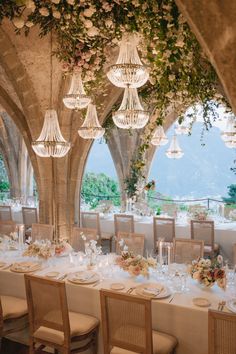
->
{"left": 149, "top": 123, "right": 236, "bottom": 198}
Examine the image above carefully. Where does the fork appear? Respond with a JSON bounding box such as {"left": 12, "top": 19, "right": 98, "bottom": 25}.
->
{"left": 127, "top": 287, "right": 136, "bottom": 294}
{"left": 58, "top": 273, "right": 68, "bottom": 281}
{"left": 218, "top": 301, "right": 223, "bottom": 311}
{"left": 220, "top": 301, "right": 226, "bottom": 311}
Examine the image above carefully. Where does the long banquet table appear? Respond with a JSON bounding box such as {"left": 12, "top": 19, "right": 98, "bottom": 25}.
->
{"left": 0, "top": 251, "right": 234, "bottom": 354}
{"left": 100, "top": 215, "right": 236, "bottom": 263}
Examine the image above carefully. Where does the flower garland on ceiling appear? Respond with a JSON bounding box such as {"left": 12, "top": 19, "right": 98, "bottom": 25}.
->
{"left": 0, "top": 0, "right": 232, "bottom": 196}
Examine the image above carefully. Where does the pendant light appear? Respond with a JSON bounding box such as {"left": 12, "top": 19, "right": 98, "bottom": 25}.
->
{"left": 63, "top": 71, "right": 91, "bottom": 110}
{"left": 151, "top": 126, "right": 168, "bottom": 146}
{"left": 112, "top": 86, "right": 149, "bottom": 129}
{"left": 166, "top": 134, "right": 184, "bottom": 159}
{"left": 78, "top": 103, "right": 105, "bottom": 139}
{"left": 32, "top": 32, "right": 71, "bottom": 157}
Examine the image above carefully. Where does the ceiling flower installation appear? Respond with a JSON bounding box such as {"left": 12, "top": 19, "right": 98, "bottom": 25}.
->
{"left": 0, "top": 0, "right": 224, "bottom": 126}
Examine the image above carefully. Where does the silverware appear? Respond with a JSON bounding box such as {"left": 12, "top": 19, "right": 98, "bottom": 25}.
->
{"left": 127, "top": 287, "right": 136, "bottom": 294}
{"left": 169, "top": 295, "right": 174, "bottom": 303}
{"left": 218, "top": 301, "right": 222, "bottom": 311}
{"left": 92, "top": 280, "right": 102, "bottom": 287}
{"left": 58, "top": 274, "right": 68, "bottom": 281}
{"left": 220, "top": 301, "right": 226, "bottom": 311}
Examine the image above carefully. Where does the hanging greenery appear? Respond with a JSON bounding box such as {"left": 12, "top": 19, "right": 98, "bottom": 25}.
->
{"left": 0, "top": 0, "right": 232, "bottom": 196}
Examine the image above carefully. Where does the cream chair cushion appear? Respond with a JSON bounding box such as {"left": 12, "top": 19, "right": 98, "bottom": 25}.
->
{"left": 204, "top": 243, "right": 219, "bottom": 253}
{"left": 1, "top": 295, "right": 28, "bottom": 320}
{"left": 34, "top": 311, "right": 99, "bottom": 345}
{"left": 111, "top": 329, "right": 177, "bottom": 354}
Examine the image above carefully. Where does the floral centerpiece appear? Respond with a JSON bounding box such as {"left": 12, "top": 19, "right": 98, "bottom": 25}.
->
{"left": 23, "top": 240, "right": 55, "bottom": 260}
{"left": 193, "top": 210, "right": 208, "bottom": 221}
{"left": 116, "top": 251, "right": 157, "bottom": 278}
{"left": 0, "top": 232, "right": 18, "bottom": 250}
{"left": 55, "top": 240, "right": 73, "bottom": 256}
{"left": 189, "top": 255, "right": 226, "bottom": 289}
{"left": 81, "top": 232, "right": 102, "bottom": 266}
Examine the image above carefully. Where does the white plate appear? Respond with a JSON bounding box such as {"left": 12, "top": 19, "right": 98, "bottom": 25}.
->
{"left": 135, "top": 283, "right": 171, "bottom": 299}
{"left": 192, "top": 297, "right": 211, "bottom": 307}
{"left": 226, "top": 298, "right": 236, "bottom": 313}
{"left": 110, "top": 283, "right": 125, "bottom": 291}
{"left": 0, "top": 262, "right": 6, "bottom": 268}
{"left": 45, "top": 271, "right": 60, "bottom": 279}
{"left": 10, "top": 262, "right": 41, "bottom": 273}
{"left": 67, "top": 271, "right": 99, "bottom": 285}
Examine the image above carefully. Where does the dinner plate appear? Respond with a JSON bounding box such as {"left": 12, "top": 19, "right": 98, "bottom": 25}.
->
{"left": 0, "top": 262, "right": 6, "bottom": 268}
{"left": 110, "top": 283, "right": 125, "bottom": 291}
{"left": 226, "top": 298, "right": 236, "bottom": 313}
{"left": 192, "top": 297, "right": 211, "bottom": 307}
{"left": 135, "top": 283, "right": 171, "bottom": 299}
{"left": 10, "top": 262, "right": 41, "bottom": 273}
{"left": 67, "top": 271, "right": 99, "bottom": 285}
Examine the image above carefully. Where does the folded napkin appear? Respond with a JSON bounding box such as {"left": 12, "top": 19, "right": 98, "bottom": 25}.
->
{"left": 143, "top": 286, "right": 164, "bottom": 296}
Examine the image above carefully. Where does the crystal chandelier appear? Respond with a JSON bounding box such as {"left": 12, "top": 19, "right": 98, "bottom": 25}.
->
{"left": 63, "top": 71, "right": 91, "bottom": 110}
{"left": 151, "top": 126, "right": 168, "bottom": 146}
{"left": 175, "top": 122, "right": 190, "bottom": 135}
{"left": 221, "top": 116, "right": 236, "bottom": 148}
{"left": 78, "top": 103, "right": 105, "bottom": 139}
{"left": 107, "top": 33, "right": 149, "bottom": 88}
{"left": 32, "top": 110, "right": 71, "bottom": 157}
{"left": 166, "top": 135, "right": 184, "bottom": 159}
{"left": 112, "top": 87, "right": 149, "bottom": 129}
{"left": 32, "top": 33, "right": 71, "bottom": 158}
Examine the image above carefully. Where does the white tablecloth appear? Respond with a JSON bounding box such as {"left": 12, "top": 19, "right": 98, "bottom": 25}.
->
{"left": 100, "top": 215, "right": 236, "bottom": 262}
{"left": 0, "top": 251, "right": 234, "bottom": 354}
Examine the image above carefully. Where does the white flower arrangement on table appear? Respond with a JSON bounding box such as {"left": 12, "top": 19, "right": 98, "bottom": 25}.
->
{"left": 189, "top": 255, "right": 226, "bottom": 289}
{"left": 80, "top": 232, "right": 102, "bottom": 266}
{"left": 115, "top": 238, "right": 157, "bottom": 278}
{"left": 0, "top": 232, "right": 18, "bottom": 250}
{"left": 55, "top": 240, "right": 73, "bottom": 256}
{"left": 23, "top": 240, "right": 55, "bottom": 260}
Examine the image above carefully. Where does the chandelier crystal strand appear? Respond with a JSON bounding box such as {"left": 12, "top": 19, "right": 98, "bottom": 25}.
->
{"left": 166, "top": 134, "right": 184, "bottom": 159}
{"left": 63, "top": 71, "right": 91, "bottom": 110}
{"left": 32, "top": 32, "right": 71, "bottom": 158}
{"left": 107, "top": 32, "right": 149, "bottom": 88}
{"left": 151, "top": 126, "right": 168, "bottom": 146}
{"left": 112, "top": 86, "right": 149, "bottom": 129}
{"left": 78, "top": 103, "right": 105, "bottom": 139}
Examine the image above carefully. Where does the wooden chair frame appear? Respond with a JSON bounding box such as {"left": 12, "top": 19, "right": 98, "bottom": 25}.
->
{"left": 153, "top": 217, "right": 175, "bottom": 251}
{"left": 208, "top": 309, "right": 236, "bottom": 354}
{"left": 0, "top": 220, "right": 17, "bottom": 235}
{"left": 22, "top": 207, "right": 38, "bottom": 228}
{"left": 71, "top": 226, "right": 98, "bottom": 251}
{"left": 31, "top": 223, "right": 54, "bottom": 242}
{"left": 114, "top": 214, "right": 134, "bottom": 236}
{"left": 173, "top": 238, "right": 204, "bottom": 263}
{"left": 100, "top": 289, "right": 153, "bottom": 354}
{"left": 25, "top": 275, "right": 98, "bottom": 354}
{"left": 190, "top": 220, "right": 214, "bottom": 256}
{"left": 116, "top": 232, "right": 145, "bottom": 255}
{"left": 0, "top": 206, "right": 12, "bottom": 221}
{"left": 0, "top": 296, "right": 28, "bottom": 351}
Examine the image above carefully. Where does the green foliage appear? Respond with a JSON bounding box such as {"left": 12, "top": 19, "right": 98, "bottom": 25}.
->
{"left": 0, "top": 181, "right": 10, "bottom": 192}
{"left": 81, "top": 172, "right": 120, "bottom": 209}
{"left": 223, "top": 184, "right": 236, "bottom": 204}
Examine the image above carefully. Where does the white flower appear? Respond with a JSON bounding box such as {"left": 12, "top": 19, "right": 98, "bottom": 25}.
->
{"left": 105, "top": 19, "right": 113, "bottom": 28}
{"left": 25, "top": 0, "right": 35, "bottom": 10}
{"left": 87, "top": 26, "right": 99, "bottom": 37}
{"left": 118, "top": 239, "right": 124, "bottom": 247}
{"left": 83, "top": 7, "right": 96, "bottom": 17}
{"left": 51, "top": 0, "right": 60, "bottom": 3}
{"left": 217, "top": 255, "right": 223, "bottom": 264}
{"left": 67, "top": 0, "right": 75, "bottom": 4}
{"left": 25, "top": 21, "right": 34, "bottom": 28}
{"left": 80, "top": 232, "right": 86, "bottom": 241}
{"left": 123, "top": 245, "right": 129, "bottom": 252}
{"left": 39, "top": 7, "right": 50, "bottom": 17}
{"left": 198, "top": 258, "right": 206, "bottom": 267}
{"left": 169, "top": 74, "right": 175, "bottom": 81}
{"left": 205, "top": 259, "right": 211, "bottom": 267}
{"left": 84, "top": 20, "right": 93, "bottom": 28}
{"left": 12, "top": 17, "right": 25, "bottom": 29}
{"left": 53, "top": 10, "right": 61, "bottom": 19}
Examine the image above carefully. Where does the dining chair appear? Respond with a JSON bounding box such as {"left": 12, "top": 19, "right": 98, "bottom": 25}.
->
{"left": 71, "top": 226, "right": 98, "bottom": 252}
{"left": 190, "top": 220, "right": 219, "bottom": 257}
{"left": 31, "top": 223, "right": 54, "bottom": 242}
{"left": 114, "top": 214, "right": 134, "bottom": 235}
{"left": 100, "top": 289, "right": 177, "bottom": 354}
{"left": 81, "top": 211, "right": 113, "bottom": 252}
{"left": 173, "top": 238, "right": 204, "bottom": 264}
{"left": 153, "top": 217, "right": 175, "bottom": 252}
{"left": 161, "top": 204, "right": 178, "bottom": 218}
{"left": 24, "top": 274, "right": 99, "bottom": 354}
{"left": 0, "top": 220, "right": 17, "bottom": 236}
{"left": 208, "top": 309, "right": 236, "bottom": 354}
{"left": 22, "top": 207, "right": 38, "bottom": 238}
{"left": 0, "top": 206, "right": 12, "bottom": 221}
{"left": 0, "top": 295, "right": 28, "bottom": 351}
{"left": 116, "top": 232, "right": 145, "bottom": 256}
